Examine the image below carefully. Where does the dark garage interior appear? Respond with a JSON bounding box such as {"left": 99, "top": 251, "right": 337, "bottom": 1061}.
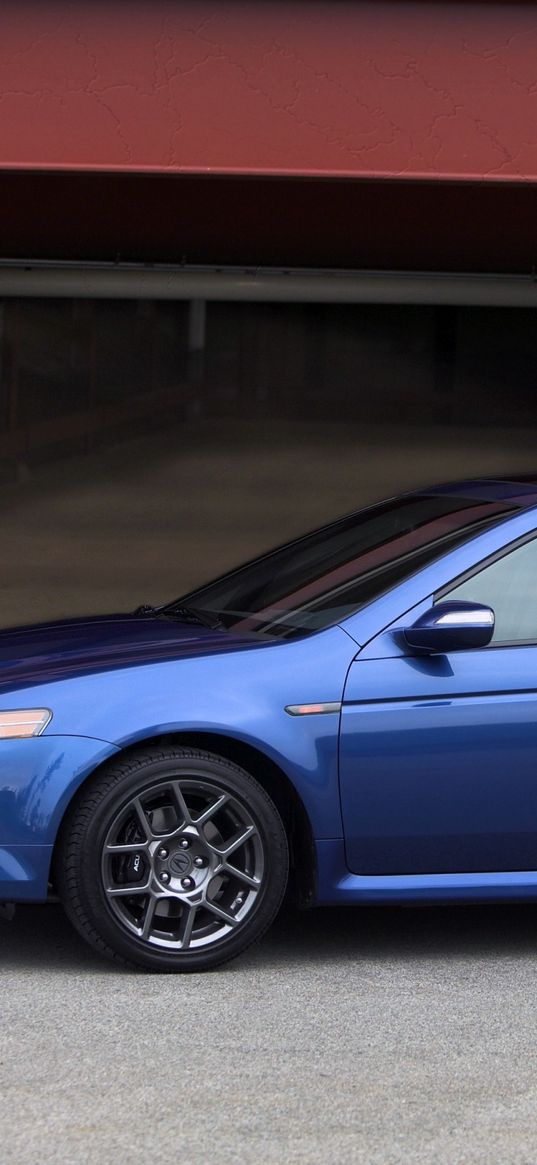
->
{"left": 2, "top": 295, "right": 537, "bottom": 442}
{"left": 0, "top": 288, "right": 536, "bottom": 629}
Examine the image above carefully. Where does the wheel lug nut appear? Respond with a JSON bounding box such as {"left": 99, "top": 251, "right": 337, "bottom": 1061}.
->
{"left": 179, "top": 838, "right": 190, "bottom": 849}
{"left": 158, "top": 847, "right": 168, "bottom": 859}
{"left": 193, "top": 856, "right": 206, "bottom": 868}
{"left": 161, "top": 871, "right": 171, "bottom": 884}
{"left": 181, "top": 877, "right": 194, "bottom": 890}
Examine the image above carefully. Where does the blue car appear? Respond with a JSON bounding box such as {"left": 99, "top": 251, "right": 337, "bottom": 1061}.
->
{"left": 4, "top": 475, "right": 537, "bottom": 971}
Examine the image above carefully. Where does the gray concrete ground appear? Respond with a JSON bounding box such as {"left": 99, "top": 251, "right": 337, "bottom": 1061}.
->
{"left": 2, "top": 420, "right": 537, "bottom": 1164}
{"left": 2, "top": 901, "right": 537, "bottom": 1164}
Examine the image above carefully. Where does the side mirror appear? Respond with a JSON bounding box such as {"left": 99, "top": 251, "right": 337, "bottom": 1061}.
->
{"left": 403, "top": 600, "right": 495, "bottom": 654}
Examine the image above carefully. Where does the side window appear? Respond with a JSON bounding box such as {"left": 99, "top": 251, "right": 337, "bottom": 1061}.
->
{"left": 439, "top": 537, "right": 537, "bottom": 644}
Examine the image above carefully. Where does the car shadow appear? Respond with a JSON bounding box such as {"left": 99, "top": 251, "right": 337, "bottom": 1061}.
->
{"left": 247, "top": 899, "right": 537, "bottom": 970}
{"left": 2, "top": 900, "right": 537, "bottom": 975}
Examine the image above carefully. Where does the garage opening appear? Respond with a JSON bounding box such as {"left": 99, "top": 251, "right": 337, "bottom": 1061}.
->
{"left": 0, "top": 265, "right": 536, "bottom": 631}
{"left": 2, "top": 270, "right": 537, "bottom": 463}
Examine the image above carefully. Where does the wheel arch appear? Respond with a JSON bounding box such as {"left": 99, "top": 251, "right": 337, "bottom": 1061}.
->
{"left": 52, "top": 730, "right": 316, "bottom": 905}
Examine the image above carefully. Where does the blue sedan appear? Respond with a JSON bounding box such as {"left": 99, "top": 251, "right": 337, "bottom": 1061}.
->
{"left": 3, "top": 475, "right": 537, "bottom": 971}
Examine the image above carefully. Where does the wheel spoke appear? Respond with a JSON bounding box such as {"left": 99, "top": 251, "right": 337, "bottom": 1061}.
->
{"left": 132, "top": 797, "right": 156, "bottom": 841}
{"left": 141, "top": 895, "right": 158, "bottom": 940}
{"left": 222, "top": 863, "right": 261, "bottom": 889}
{"left": 195, "top": 793, "right": 229, "bottom": 827}
{"left": 203, "top": 899, "right": 240, "bottom": 928}
{"left": 171, "top": 782, "right": 193, "bottom": 827}
{"left": 104, "top": 841, "right": 149, "bottom": 854}
{"left": 106, "top": 882, "right": 150, "bottom": 897}
{"left": 179, "top": 904, "right": 197, "bottom": 949}
{"left": 216, "top": 824, "right": 256, "bottom": 859}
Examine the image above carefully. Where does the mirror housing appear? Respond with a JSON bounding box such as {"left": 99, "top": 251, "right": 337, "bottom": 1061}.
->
{"left": 403, "top": 600, "right": 495, "bottom": 654}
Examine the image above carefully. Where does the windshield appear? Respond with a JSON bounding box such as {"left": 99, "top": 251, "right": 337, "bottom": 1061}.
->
{"left": 166, "top": 493, "right": 515, "bottom": 639}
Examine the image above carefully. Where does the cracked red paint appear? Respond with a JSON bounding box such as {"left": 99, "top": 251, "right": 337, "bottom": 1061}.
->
{"left": 0, "top": 1, "right": 537, "bottom": 181}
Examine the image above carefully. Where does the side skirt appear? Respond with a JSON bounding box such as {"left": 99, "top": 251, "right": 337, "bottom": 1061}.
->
{"left": 315, "top": 840, "right": 537, "bottom": 905}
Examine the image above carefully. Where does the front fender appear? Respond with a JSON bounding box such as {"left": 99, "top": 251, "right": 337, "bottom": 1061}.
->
{"left": 28, "top": 627, "right": 354, "bottom": 840}
{"left": 0, "top": 734, "right": 119, "bottom": 900}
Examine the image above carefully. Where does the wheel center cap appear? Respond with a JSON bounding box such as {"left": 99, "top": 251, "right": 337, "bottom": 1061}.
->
{"left": 169, "top": 850, "right": 193, "bottom": 876}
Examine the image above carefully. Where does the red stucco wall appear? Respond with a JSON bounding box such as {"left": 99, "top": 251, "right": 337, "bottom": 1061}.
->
{"left": 1, "top": 1, "right": 536, "bottom": 181}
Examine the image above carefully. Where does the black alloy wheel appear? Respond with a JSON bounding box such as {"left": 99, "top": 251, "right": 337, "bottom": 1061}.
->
{"left": 57, "top": 747, "right": 289, "bottom": 972}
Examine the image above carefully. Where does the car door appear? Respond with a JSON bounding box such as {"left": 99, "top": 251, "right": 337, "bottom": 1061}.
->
{"left": 339, "top": 533, "right": 537, "bottom": 876}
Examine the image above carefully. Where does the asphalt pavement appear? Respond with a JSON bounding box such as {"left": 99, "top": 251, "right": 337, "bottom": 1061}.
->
{"left": 2, "top": 899, "right": 537, "bottom": 1164}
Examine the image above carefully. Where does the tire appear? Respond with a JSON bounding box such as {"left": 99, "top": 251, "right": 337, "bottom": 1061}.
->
{"left": 56, "top": 747, "right": 289, "bottom": 972}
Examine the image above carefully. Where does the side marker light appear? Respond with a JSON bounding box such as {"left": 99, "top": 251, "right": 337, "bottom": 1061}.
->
{"left": 285, "top": 702, "right": 342, "bottom": 716}
{"left": 0, "top": 709, "right": 52, "bottom": 738}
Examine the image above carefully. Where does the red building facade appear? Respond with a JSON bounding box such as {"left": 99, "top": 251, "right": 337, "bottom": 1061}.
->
{"left": 1, "top": 0, "right": 536, "bottom": 270}
{"left": 1, "top": 1, "right": 536, "bottom": 460}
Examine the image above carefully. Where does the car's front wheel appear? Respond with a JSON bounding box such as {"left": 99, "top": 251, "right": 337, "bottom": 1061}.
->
{"left": 57, "top": 747, "right": 289, "bottom": 972}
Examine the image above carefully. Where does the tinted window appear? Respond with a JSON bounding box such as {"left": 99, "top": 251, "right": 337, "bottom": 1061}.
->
{"left": 169, "top": 493, "right": 514, "bottom": 638}
{"left": 442, "top": 537, "right": 537, "bottom": 644}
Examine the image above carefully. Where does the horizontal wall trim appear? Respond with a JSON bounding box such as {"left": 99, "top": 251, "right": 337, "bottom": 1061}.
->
{"left": 0, "top": 263, "right": 537, "bottom": 307}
